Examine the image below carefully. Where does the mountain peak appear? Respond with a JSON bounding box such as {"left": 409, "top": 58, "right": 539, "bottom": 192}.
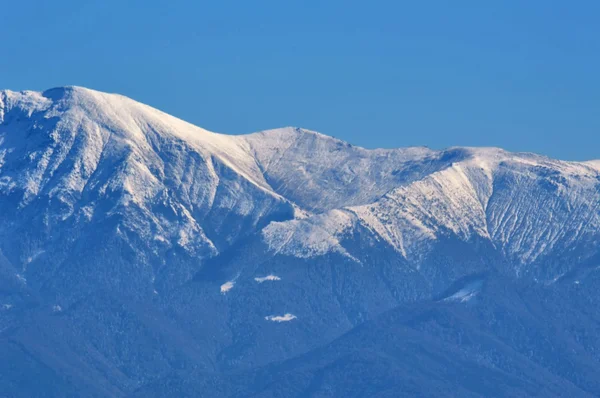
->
{"left": 246, "top": 126, "right": 350, "bottom": 147}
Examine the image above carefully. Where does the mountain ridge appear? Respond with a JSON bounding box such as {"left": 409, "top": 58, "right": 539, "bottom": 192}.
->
{"left": 2, "top": 86, "right": 600, "bottom": 397}
{"left": 3, "top": 86, "right": 598, "bottom": 160}
{"left": 2, "top": 85, "right": 599, "bottom": 286}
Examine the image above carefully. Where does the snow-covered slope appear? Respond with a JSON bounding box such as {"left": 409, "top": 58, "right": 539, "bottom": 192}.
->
{"left": 2, "top": 86, "right": 598, "bottom": 292}
{"left": 0, "top": 87, "right": 296, "bottom": 297}
{"left": 243, "top": 127, "right": 458, "bottom": 212}
{"left": 262, "top": 146, "right": 600, "bottom": 279}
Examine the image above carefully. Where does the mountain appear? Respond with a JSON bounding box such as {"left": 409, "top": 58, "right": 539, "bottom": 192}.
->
{"left": 1, "top": 86, "right": 599, "bottom": 397}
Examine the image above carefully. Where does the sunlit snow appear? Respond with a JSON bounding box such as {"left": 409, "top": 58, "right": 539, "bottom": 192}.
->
{"left": 220, "top": 281, "right": 235, "bottom": 294}
{"left": 254, "top": 275, "right": 281, "bottom": 283}
{"left": 265, "top": 313, "right": 297, "bottom": 322}
{"left": 2, "top": 85, "right": 600, "bottom": 298}
{"left": 443, "top": 280, "right": 483, "bottom": 303}
{"left": 444, "top": 288, "right": 479, "bottom": 303}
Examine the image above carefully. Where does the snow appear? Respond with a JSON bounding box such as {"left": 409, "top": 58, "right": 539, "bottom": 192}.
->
{"left": 0, "top": 86, "right": 300, "bottom": 286}
{"left": 262, "top": 209, "right": 358, "bottom": 260}
{"left": 3, "top": 85, "right": 600, "bottom": 288}
{"left": 265, "top": 313, "right": 297, "bottom": 322}
{"left": 25, "top": 250, "right": 45, "bottom": 265}
{"left": 220, "top": 281, "right": 235, "bottom": 294}
{"left": 261, "top": 144, "right": 600, "bottom": 269}
{"left": 444, "top": 288, "right": 479, "bottom": 303}
{"left": 254, "top": 275, "right": 281, "bottom": 283}
{"left": 583, "top": 160, "right": 600, "bottom": 171}
{"left": 443, "top": 280, "right": 483, "bottom": 303}
{"left": 0, "top": 86, "right": 286, "bottom": 210}
{"left": 350, "top": 162, "right": 491, "bottom": 259}
{"left": 243, "top": 127, "right": 439, "bottom": 212}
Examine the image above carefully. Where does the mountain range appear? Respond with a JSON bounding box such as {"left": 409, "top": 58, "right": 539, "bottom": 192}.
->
{"left": 1, "top": 86, "right": 599, "bottom": 397}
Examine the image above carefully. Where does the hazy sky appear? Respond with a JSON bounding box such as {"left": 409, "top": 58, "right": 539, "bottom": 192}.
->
{"left": 2, "top": 1, "right": 599, "bottom": 160}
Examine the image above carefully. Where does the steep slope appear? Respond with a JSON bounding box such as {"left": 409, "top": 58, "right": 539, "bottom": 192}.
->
{"left": 0, "top": 87, "right": 295, "bottom": 300}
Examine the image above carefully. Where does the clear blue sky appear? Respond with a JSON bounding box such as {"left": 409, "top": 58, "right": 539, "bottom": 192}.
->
{"left": 2, "top": 1, "right": 599, "bottom": 160}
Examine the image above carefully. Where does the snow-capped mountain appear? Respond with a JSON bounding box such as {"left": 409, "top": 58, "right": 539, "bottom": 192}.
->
{"left": 1, "top": 87, "right": 600, "bottom": 397}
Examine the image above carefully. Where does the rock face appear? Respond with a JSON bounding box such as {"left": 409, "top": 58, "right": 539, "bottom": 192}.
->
{"left": 1, "top": 86, "right": 600, "bottom": 397}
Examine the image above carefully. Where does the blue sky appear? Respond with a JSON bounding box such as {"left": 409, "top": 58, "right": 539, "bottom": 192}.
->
{"left": 1, "top": 1, "right": 599, "bottom": 160}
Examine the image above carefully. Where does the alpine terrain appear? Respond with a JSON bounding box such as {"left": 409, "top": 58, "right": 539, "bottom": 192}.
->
{"left": 1, "top": 86, "right": 600, "bottom": 397}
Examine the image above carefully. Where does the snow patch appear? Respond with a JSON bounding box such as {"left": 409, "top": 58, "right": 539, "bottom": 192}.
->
{"left": 265, "top": 313, "right": 297, "bottom": 322}
{"left": 25, "top": 250, "right": 45, "bottom": 265}
{"left": 81, "top": 205, "right": 94, "bottom": 221}
{"left": 444, "top": 288, "right": 479, "bottom": 303}
{"left": 220, "top": 281, "right": 235, "bottom": 294}
{"left": 254, "top": 275, "right": 281, "bottom": 283}
{"left": 442, "top": 280, "right": 483, "bottom": 303}
{"left": 262, "top": 209, "right": 357, "bottom": 260}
